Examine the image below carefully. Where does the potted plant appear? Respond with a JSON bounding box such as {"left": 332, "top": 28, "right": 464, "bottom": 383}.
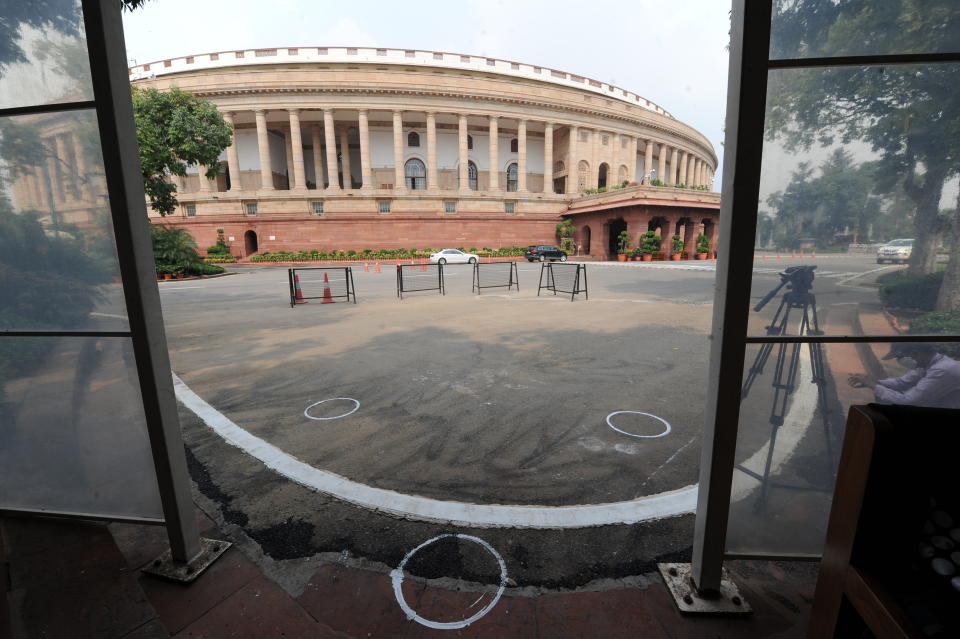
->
{"left": 616, "top": 230, "right": 631, "bottom": 261}
{"left": 671, "top": 235, "right": 683, "bottom": 260}
{"left": 630, "top": 247, "right": 642, "bottom": 261}
{"left": 638, "top": 230, "right": 659, "bottom": 261}
{"left": 696, "top": 233, "right": 710, "bottom": 260}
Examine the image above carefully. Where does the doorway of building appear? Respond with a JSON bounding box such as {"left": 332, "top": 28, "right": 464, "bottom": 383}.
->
{"left": 582, "top": 225, "right": 591, "bottom": 255}
{"left": 607, "top": 218, "right": 626, "bottom": 259}
{"left": 598, "top": 163, "right": 609, "bottom": 189}
{"left": 244, "top": 230, "right": 258, "bottom": 256}
{"left": 553, "top": 176, "right": 565, "bottom": 194}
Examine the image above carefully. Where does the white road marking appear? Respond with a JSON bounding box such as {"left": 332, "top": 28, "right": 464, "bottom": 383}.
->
{"left": 304, "top": 398, "right": 360, "bottom": 421}
{"left": 172, "top": 373, "right": 698, "bottom": 527}
{"left": 606, "top": 411, "right": 672, "bottom": 439}
{"left": 391, "top": 534, "right": 506, "bottom": 629}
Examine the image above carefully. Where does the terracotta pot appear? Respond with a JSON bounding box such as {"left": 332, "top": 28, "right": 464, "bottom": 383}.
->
{"left": 176, "top": 273, "right": 186, "bottom": 279}
{"left": 617, "top": 254, "right": 627, "bottom": 262}
{"left": 671, "top": 254, "right": 681, "bottom": 261}
{"left": 164, "top": 273, "right": 172, "bottom": 280}
{"left": 696, "top": 253, "right": 707, "bottom": 260}
{"left": 641, "top": 254, "right": 653, "bottom": 262}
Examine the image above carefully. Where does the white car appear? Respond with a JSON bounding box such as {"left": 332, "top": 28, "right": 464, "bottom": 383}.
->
{"left": 429, "top": 249, "right": 479, "bottom": 265}
{"left": 876, "top": 239, "right": 913, "bottom": 264}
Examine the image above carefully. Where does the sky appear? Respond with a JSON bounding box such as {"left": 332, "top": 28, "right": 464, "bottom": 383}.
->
{"left": 121, "top": 0, "right": 732, "bottom": 181}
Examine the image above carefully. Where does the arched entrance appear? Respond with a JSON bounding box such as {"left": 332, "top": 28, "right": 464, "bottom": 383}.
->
{"left": 607, "top": 218, "right": 626, "bottom": 259}
{"left": 244, "top": 230, "right": 258, "bottom": 256}
{"left": 598, "top": 163, "right": 609, "bottom": 189}
{"left": 582, "top": 225, "right": 592, "bottom": 255}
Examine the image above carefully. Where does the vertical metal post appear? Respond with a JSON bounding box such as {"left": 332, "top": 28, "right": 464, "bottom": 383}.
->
{"left": 81, "top": 0, "right": 201, "bottom": 564}
{"left": 690, "top": 0, "right": 772, "bottom": 592}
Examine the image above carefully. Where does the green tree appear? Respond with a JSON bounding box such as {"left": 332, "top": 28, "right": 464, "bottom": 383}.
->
{"left": 766, "top": 0, "right": 960, "bottom": 309}
{"left": 132, "top": 87, "right": 232, "bottom": 216}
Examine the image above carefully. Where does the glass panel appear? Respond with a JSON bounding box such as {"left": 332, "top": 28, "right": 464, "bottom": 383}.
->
{"left": 0, "top": 337, "right": 163, "bottom": 519}
{"left": 727, "top": 339, "right": 960, "bottom": 555}
{"left": 770, "top": 0, "right": 960, "bottom": 59}
{"left": 0, "top": 0, "right": 94, "bottom": 110}
{"left": 0, "top": 111, "right": 128, "bottom": 331}
{"left": 753, "top": 65, "right": 960, "bottom": 339}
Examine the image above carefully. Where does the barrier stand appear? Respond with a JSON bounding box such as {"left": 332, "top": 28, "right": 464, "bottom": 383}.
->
{"left": 537, "top": 262, "right": 588, "bottom": 301}
{"left": 397, "top": 262, "right": 444, "bottom": 299}
{"left": 472, "top": 261, "right": 520, "bottom": 294}
{"left": 288, "top": 267, "right": 357, "bottom": 307}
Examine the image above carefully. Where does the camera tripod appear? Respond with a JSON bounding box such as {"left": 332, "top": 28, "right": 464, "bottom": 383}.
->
{"left": 739, "top": 266, "right": 834, "bottom": 510}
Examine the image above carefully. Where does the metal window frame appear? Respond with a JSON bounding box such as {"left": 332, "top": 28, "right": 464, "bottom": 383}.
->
{"left": 689, "top": 0, "right": 960, "bottom": 595}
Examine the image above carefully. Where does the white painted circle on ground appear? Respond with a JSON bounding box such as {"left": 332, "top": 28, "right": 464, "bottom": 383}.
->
{"left": 391, "top": 534, "right": 507, "bottom": 630}
{"left": 606, "top": 411, "right": 672, "bottom": 439}
{"left": 304, "top": 398, "right": 360, "bottom": 421}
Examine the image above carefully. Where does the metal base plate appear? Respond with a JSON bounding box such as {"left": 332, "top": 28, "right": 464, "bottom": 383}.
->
{"left": 657, "top": 563, "right": 752, "bottom": 614}
{"left": 142, "top": 537, "right": 231, "bottom": 583}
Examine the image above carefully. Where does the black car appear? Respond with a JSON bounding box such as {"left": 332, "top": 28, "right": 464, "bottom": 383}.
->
{"left": 525, "top": 245, "right": 568, "bottom": 262}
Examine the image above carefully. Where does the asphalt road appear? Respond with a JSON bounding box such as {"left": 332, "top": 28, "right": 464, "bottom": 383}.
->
{"left": 159, "top": 254, "right": 899, "bottom": 587}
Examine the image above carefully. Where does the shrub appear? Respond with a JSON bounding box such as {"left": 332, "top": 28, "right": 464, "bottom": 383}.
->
{"left": 878, "top": 270, "right": 943, "bottom": 310}
{"left": 203, "top": 255, "right": 237, "bottom": 263}
{"left": 638, "top": 231, "right": 660, "bottom": 254}
{"left": 908, "top": 310, "right": 960, "bottom": 358}
{"left": 672, "top": 235, "right": 683, "bottom": 254}
{"left": 696, "top": 233, "right": 710, "bottom": 254}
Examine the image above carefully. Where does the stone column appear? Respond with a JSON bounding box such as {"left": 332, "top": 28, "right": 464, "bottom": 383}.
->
{"left": 283, "top": 128, "right": 294, "bottom": 189}
{"left": 339, "top": 126, "right": 353, "bottom": 189}
{"left": 644, "top": 139, "right": 654, "bottom": 184}
{"left": 660, "top": 219, "right": 674, "bottom": 255}
{"left": 686, "top": 154, "right": 695, "bottom": 186}
{"left": 566, "top": 125, "right": 579, "bottom": 194}
{"left": 669, "top": 147, "right": 679, "bottom": 185}
{"left": 223, "top": 112, "right": 242, "bottom": 192}
{"left": 49, "top": 136, "right": 65, "bottom": 202}
{"left": 288, "top": 109, "right": 307, "bottom": 190}
{"left": 255, "top": 109, "right": 274, "bottom": 190}
{"left": 323, "top": 110, "right": 340, "bottom": 192}
{"left": 628, "top": 136, "right": 638, "bottom": 184}
{"left": 71, "top": 132, "right": 88, "bottom": 200}
{"left": 392, "top": 110, "right": 405, "bottom": 191}
{"left": 590, "top": 129, "right": 600, "bottom": 189}
{"left": 311, "top": 126, "right": 325, "bottom": 189}
{"left": 488, "top": 115, "right": 499, "bottom": 190}
{"left": 426, "top": 111, "right": 438, "bottom": 190}
{"left": 657, "top": 143, "right": 666, "bottom": 184}
{"left": 678, "top": 151, "right": 688, "bottom": 186}
{"left": 684, "top": 220, "right": 698, "bottom": 257}
{"left": 517, "top": 119, "right": 527, "bottom": 192}
{"left": 458, "top": 113, "right": 469, "bottom": 192}
{"left": 358, "top": 109, "right": 373, "bottom": 190}
{"left": 695, "top": 159, "right": 703, "bottom": 187}
{"left": 197, "top": 165, "right": 211, "bottom": 192}
{"left": 543, "top": 122, "right": 553, "bottom": 194}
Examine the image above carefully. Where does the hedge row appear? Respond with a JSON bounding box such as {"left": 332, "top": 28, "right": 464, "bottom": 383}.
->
{"left": 877, "top": 270, "right": 943, "bottom": 311}
{"left": 250, "top": 246, "right": 529, "bottom": 262}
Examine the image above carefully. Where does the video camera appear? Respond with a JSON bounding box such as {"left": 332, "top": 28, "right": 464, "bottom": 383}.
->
{"left": 754, "top": 265, "right": 817, "bottom": 312}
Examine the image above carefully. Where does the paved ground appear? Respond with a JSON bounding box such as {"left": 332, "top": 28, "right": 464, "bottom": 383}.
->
{"left": 157, "top": 254, "right": 901, "bottom": 586}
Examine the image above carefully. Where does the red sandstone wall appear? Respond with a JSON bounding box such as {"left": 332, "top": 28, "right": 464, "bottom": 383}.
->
{"left": 155, "top": 216, "right": 559, "bottom": 256}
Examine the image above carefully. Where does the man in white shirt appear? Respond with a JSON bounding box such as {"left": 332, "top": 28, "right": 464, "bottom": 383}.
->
{"left": 848, "top": 343, "right": 960, "bottom": 409}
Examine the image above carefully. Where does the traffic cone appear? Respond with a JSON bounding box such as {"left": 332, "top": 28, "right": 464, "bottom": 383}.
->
{"left": 811, "top": 250, "right": 817, "bottom": 258}
{"left": 421, "top": 259, "right": 427, "bottom": 271}
{"left": 375, "top": 261, "right": 381, "bottom": 273}
{"left": 321, "top": 272, "right": 334, "bottom": 304}
{"left": 293, "top": 273, "right": 308, "bottom": 304}
{"left": 776, "top": 252, "right": 781, "bottom": 259}
{"left": 363, "top": 263, "right": 369, "bottom": 273}
{"left": 791, "top": 249, "right": 796, "bottom": 258}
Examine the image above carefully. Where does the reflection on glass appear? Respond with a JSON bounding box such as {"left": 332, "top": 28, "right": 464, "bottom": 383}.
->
{"left": 0, "top": 337, "right": 162, "bottom": 519}
{"left": 770, "top": 0, "right": 960, "bottom": 59}
{"left": 0, "top": 111, "right": 128, "bottom": 330}
{"left": 727, "top": 339, "right": 960, "bottom": 556}
{"left": 755, "top": 64, "right": 960, "bottom": 338}
{"left": 0, "top": 0, "right": 93, "bottom": 110}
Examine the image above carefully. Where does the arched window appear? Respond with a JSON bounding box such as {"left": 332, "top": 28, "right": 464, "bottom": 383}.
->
{"left": 618, "top": 165, "right": 629, "bottom": 184}
{"left": 467, "top": 161, "right": 478, "bottom": 190}
{"left": 510, "top": 138, "right": 518, "bottom": 153}
{"left": 553, "top": 160, "right": 565, "bottom": 174}
{"left": 405, "top": 158, "right": 426, "bottom": 190}
{"left": 598, "top": 163, "right": 609, "bottom": 189}
{"left": 506, "top": 163, "right": 518, "bottom": 192}
{"left": 407, "top": 131, "right": 420, "bottom": 147}
{"left": 577, "top": 160, "right": 589, "bottom": 191}
{"left": 467, "top": 135, "right": 473, "bottom": 150}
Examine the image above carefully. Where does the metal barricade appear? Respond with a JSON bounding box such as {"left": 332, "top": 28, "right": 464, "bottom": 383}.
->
{"left": 396, "top": 262, "right": 445, "bottom": 299}
{"left": 472, "top": 261, "right": 519, "bottom": 294}
{"left": 288, "top": 267, "right": 357, "bottom": 307}
{"left": 537, "top": 262, "right": 588, "bottom": 301}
